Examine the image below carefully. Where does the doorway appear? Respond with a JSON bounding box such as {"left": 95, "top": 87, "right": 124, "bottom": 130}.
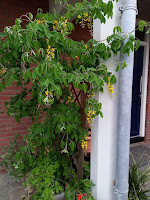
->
{"left": 130, "top": 46, "right": 144, "bottom": 137}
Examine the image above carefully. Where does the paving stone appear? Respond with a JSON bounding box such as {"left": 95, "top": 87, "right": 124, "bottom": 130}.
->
{"left": 0, "top": 186, "right": 9, "bottom": 200}
{"left": 10, "top": 187, "right": 26, "bottom": 200}
{"left": 130, "top": 144, "right": 150, "bottom": 166}
{"left": 0, "top": 173, "right": 9, "bottom": 186}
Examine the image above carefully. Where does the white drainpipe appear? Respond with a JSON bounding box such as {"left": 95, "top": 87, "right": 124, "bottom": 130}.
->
{"left": 116, "top": 0, "right": 137, "bottom": 200}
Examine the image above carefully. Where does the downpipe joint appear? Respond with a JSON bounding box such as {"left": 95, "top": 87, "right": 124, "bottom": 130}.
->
{"left": 119, "top": 5, "right": 138, "bottom": 15}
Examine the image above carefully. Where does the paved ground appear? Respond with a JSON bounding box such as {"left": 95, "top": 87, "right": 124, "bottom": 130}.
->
{"left": 1, "top": 142, "right": 150, "bottom": 200}
{"left": 0, "top": 173, "right": 26, "bottom": 200}
{"left": 130, "top": 142, "right": 150, "bottom": 166}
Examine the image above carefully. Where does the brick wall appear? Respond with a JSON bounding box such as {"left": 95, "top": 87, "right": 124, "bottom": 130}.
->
{"left": 0, "top": 0, "right": 49, "bottom": 173}
{"left": 145, "top": 52, "right": 150, "bottom": 142}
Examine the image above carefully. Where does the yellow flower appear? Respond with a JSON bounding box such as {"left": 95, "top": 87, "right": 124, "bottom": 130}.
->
{"left": 87, "top": 110, "right": 95, "bottom": 127}
{"left": 35, "top": 19, "right": 45, "bottom": 24}
{"left": 46, "top": 39, "right": 49, "bottom": 43}
{"left": 0, "top": 67, "right": 7, "bottom": 75}
{"left": 46, "top": 46, "right": 55, "bottom": 59}
{"left": 68, "top": 94, "right": 74, "bottom": 103}
{"left": 108, "top": 77, "right": 114, "bottom": 96}
{"left": 45, "top": 90, "right": 53, "bottom": 96}
{"left": 63, "top": 23, "right": 67, "bottom": 27}
{"left": 85, "top": 44, "right": 88, "bottom": 49}
{"left": 81, "top": 137, "right": 88, "bottom": 154}
{"left": 83, "top": 13, "right": 88, "bottom": 18}
{"left": 53, "top": 20, "right": 58, "bottom": 24}
{"left": 77, "top": 15, "right": 81, "bottom": 19}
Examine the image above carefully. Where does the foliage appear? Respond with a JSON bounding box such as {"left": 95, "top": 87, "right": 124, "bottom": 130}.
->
{"left": 0, "top": 134, "right": 25, "bottom": 177}
{"left": 0, "top": 0, "right": 149, "bottom": 199}
{"left": 129, "top": 154, "right": 150, "bottom": 200}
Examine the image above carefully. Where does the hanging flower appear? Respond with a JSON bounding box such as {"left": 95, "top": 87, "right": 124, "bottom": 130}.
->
{"left": 46, "top": 45, "right": 55, "bottom": 59}
{"left": 108, "top": 76, "right": 114, "bottom": 96}
{"left": 81, "top": 137, "right": 88, "bottom": 154}
{"left": 87, "top": 110, "right": 95, "bottom": 127}
{"left": 83, "top": 13, "right": 88, "bottom": 18}
{"left": 43, "top": 90, "right": 54, "bottom": 105}
{"left": 85, "top": 44, "right": 88, "bottom": 49}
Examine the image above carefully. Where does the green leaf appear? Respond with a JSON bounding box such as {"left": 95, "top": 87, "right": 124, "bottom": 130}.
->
{"left": 113, "top": 26, "right": 122, "bottom": 34}
{"left": 83, "top": 83, "right": 88, "bottom": 93}
{"left": 15, "top": 18, "right": 22, "bottom": 25}
{"left": 15, "top": 115, "right": 21, "bottom": 123}
{"left": 0, "top": 32, "right": 6, "bottom": 38}
{"left": 29, "top": 13, "right": 33, "bottom": 20}
{"left": 138, "top": 20, "right": 147, "bottom": 32}
{"left": 146, "top": 28, "right": 150, "bottom": 34}
{"left": 70, "top": 142, "right": 75, "bottom": 151}
{"left": 13, "top": 51, "right": 18, "bottom": 59}
{"left": 56, "top": 186, "right": 63, "bottom": 193}
{"left": 135, "top": 40, "right": 140, "bottom": 51}
{"left": 116, "top": 64, "right": 120, "bottom": 72}
{"left": 110, "top": 75, "right": 116, "bottom": 84}
{"left": 43, "top": 188, "right": 51, "bottom": 197}
{"left": 32, "top": 69, "right": 38, "bottom": 80}
{"left": 15, "top": 152, "right": 22, "bottom": 162}
{"left": 94, "top": 74, "right": 100, "bottom": 85}
{"left": 121, "top": 60, "right": 128, "bottom": 69}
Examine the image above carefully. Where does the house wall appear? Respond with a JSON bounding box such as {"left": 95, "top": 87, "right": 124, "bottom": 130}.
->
{"left": 0, "top": 0, "right": 49, "bottom": 173}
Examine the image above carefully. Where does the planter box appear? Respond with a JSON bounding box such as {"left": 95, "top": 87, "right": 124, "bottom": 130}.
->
{"left": 87, "top": 136, "right": 91, "bottom": 153}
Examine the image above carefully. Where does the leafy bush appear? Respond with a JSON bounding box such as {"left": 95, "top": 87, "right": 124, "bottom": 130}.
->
{"left": 0, "top": 0, "right": 149, "bottom": 199}
{"left": 129, "top": 154, "right": 150, "bottom": 200}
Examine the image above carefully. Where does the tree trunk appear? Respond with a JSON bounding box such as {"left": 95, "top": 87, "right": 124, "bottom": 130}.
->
{"left": 77, "top": 90, "right": 87, "bottom": 181}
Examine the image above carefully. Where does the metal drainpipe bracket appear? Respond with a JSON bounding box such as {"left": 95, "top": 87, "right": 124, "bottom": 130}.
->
{"left": 113, "top": 189, "right": 119, "bottom": 195}
{"left": 119, "top": 5, "right": 138, "bottom": 15}
{"left": 113, "top": 189, "right": 128, "bottom": 195}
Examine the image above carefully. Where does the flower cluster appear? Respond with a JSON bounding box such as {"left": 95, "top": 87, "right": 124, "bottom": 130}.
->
{"left": 78, "top": 12, "right": 93, "bottom": 36}
{"left": 87, "top": 110, "right": 95, "bottom": 127}
{"left": 81, "top": 137, "right": 88, "bottom": 154}
{"left": 53, "top": 20, "right": 59, "bottom": 30}
{"left": 53, "top": 18, "right": 68, "bottom": 36}
{"left": 0, "top": 68, "right": 7, "bottom": 75}
{"left": 35, "top": 18, "right": 45, "bottom": 24}
{"left": 68, "top": 94, "right": 74, "bottom": 103}
{"left": 46, "top": 45, "right": 55, "bottom": 59}
{"left": 45, "top": 90, "right": 53, "bottom": 96}
{"left": 108, "top": 76, "right": 114, "bottom": 96}
{"left": 87, "top": 91, "right": 95, "bottom": 98}
{"left": 43, "top": 90, "right": 54, "bottom": 104}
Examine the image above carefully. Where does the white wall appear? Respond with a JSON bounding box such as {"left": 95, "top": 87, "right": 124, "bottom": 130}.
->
{"left": 91, "top": 1, "right": 121, "bottom": 199}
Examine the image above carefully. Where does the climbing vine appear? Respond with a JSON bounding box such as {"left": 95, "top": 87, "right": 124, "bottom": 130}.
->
{"left": 0, "top": 0, "right": 149, "bottom": 199}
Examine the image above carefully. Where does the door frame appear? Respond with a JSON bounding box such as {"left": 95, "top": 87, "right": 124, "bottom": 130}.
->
{"left": 138, "top": 33, "right": 149, "bottom": 137}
